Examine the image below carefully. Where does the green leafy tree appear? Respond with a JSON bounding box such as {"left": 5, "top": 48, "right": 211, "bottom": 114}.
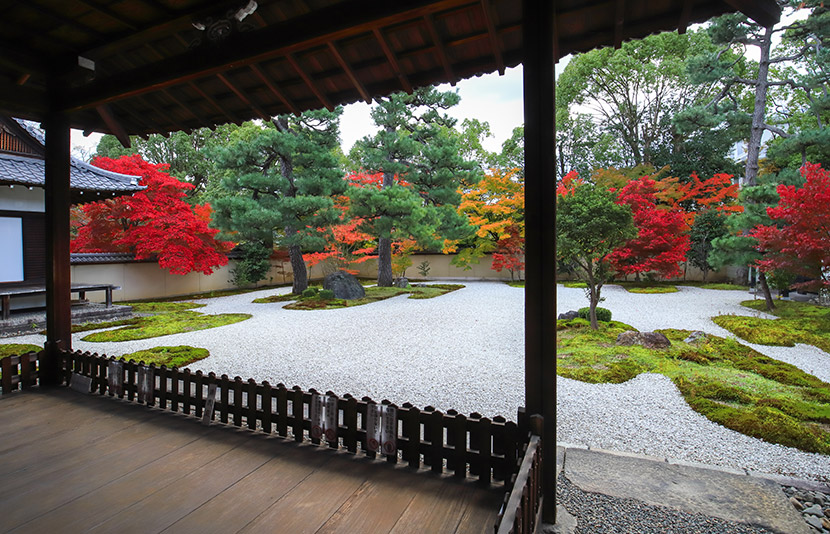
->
{"left": 95, "top": 125, "right": 238, "bottom": 200}
{"left": 351, "top": 87, "right": 479, "bottom": 286}
{"left": 688, "top": 209, "right": 729, "bottom": 282}
{"left": 557, "top": 177, "right": 636, "bottom": 329}
{"left": 212, "top": 110, "right": 344, "bottom": 293}
{"left": 557, "top": 30, "right": 721, "bottom": 170}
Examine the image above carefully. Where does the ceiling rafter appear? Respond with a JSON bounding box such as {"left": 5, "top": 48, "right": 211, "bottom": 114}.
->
{"left": 373, "top": 28, "right": 413, "bottom": 93}
{"left": 95, "top": 104, "right": 131, "bottom": 147}
{"left": 249, "top": 64, "right": 301, "bottom": 116}
{"left": 25, "top": 1, "right": 107, "bottom": 40}
{"left": 677, "top": 0, "right": 694, "bottom": 34}
{"left": 285, "top": 53, "right": 334, "bottom": 111}
{"left": 723, "top": 0, "right": 780, "bottom": 27}
{"left": 143, "top": 43, "right": 214, "bottom": 127}
{"left": 423, "top": 14, "right": 456, "bottom": 86}
{"left": 189, "top": 81, "right": 241, "bottom": 125}
{"left": 74, "top": 0, "right": 139, "bottom": 31}
{"left": 65, "top": 0, "right": 477, "bottom": 112}
{"left": 479, "top": 0, "right": 504, "bottom": 75}
{"left": 327, "top": 41, "right": 372, "bottom": 103}
{"left": 216, "top": 72, "right": 270, "bottom": 120}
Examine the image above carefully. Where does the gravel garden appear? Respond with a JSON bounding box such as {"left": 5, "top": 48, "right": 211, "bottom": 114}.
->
{"left": 5, "top": 280, "right": 829, "bottom": 483}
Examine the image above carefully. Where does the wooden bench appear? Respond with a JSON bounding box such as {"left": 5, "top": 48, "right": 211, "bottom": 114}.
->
{"left": 0, "top": 283, "right": 120, "bottom": 320}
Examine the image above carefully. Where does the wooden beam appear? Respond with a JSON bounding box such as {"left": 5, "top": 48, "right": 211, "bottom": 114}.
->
{"left": 614, "top": 0, "right": 626, "bottom": 49}
{"left": 328, "top": 41, "right": 372, "bottom": 103}
{"left": 523, "top": 0, "right": 557, "bottom": 524}
{"left": 24, "top": 1, "right": 107, "bottom": 40}
{"left": 43, "top": 108, "right": 72, "bottom": 384}
{"left": 480, "top": 0, "right": 504, "bottom": 75}
{"left": 73, "top": 0, "right": 139, "bottom": 30}
{"left": 189, "top": 82, "right": 240, "bottom": 125}
{"left": 677, "top": 0, "right": 694, "bottom": 34}
{"left": 723, "top": 0, "right": 781, "bottom": 27}
{"left": 216, "top": 73, "right": 270, "bottom": 120}
{"left": 65, "top": 0, "right": 476, "bottom": 111}
{"left": 423, "top": 14, "right": 456, "bottom": 86}
{"left": 249, "top": 64, "right": 301, "bottom": 116}
{"left": 96, "top": 104, "right": 131, "bottom": 147}
{"left": 285, "top": 53, "right": 334, "bottom": 111}
{"left": 373, "top": 28, "right": 413, "bottom": 93}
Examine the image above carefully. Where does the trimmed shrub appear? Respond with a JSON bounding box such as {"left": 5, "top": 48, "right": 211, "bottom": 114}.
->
{"left": 301, "top": 287, "right": 318, "bottom": 299}
{"left": 578, "top": 306, "right": 612, "bottom": 322}
{"left": 318, "top": 289, "right": 335, "bottom": 300}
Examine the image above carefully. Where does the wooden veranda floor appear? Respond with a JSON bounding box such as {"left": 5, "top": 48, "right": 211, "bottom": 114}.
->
{"left": 0, "top": 389, "right": 501, "bottom": 534}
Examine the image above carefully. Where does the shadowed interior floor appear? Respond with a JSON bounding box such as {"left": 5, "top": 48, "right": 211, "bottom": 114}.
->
{"left": 0, "top": 388, "right": 501, "bottom": 534}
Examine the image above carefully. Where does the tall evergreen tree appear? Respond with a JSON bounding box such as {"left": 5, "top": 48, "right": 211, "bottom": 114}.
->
{"left": 351, "top": 87, "right": 479, "bottom": 286}
{"left": 212, "top": 109, "right": 344, "bottom": 293}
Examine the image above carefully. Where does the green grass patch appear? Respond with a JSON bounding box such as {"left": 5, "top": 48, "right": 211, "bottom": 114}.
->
{"left": 563, "top": 281, "right": 588, "bottom": 289}
{"left": 79, "top": 300, "right": 250, "bottom": 342}
{"left": 713, "top": 300, "right": 830, "bottom": 353}
{"left": 557, "top": 320, "right": 830, "bottom": 454}
{"left": 613, "top": 281, "right": 678, "bottom": 294}
{"left": 255, "top": 284, "right": 464, "bottom": 309}
{"left": 506, "top": 281, "right": 525, "bottom": 288}
{"left": 699, "top": 283, "right": 749, "bottom": 291}
{"left": 0, "top": 343, "right": 41, "bottom": 358}
{"left": 121, "top": 345, "right": 209, "bottom": 368}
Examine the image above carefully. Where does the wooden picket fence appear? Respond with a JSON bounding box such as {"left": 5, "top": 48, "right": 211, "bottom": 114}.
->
{"left": 494, "top": 417, "right": 544, "bottom": 534}
{"left": 56, "top": 349, "right": 522, "bottom": 485}
{"left": 0, "top": 351, "right": 41, "bottom": 394}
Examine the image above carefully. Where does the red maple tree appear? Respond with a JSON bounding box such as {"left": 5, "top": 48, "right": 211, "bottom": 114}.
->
{"left": 751, "top": 163, "right": 830, "bottom": 292}
{"left": 609, "top": 177, "right": 689, "bottom": 279}
{"left": 656, "top": 172, "right": 742, "bottom": 226}
{"left": 72, "top": 154, "right": 233, "bottom": 275}
{"left": 490, "top": 224, "right": 525, "bottom": 281}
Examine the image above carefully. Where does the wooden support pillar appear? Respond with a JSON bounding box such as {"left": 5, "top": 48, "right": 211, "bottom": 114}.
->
{"left": 42, "top": 111, "right": 72, "bottom": 385}
{"left": 522, "top": 0, "right": 557, "bottom": 524}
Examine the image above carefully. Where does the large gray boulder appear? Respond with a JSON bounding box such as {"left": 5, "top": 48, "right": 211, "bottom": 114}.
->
{"left": 616, "top": 330, "right": 671, "bottom": 349}
{"left": 323, "top": 270, "right": 365, "bottom": 300}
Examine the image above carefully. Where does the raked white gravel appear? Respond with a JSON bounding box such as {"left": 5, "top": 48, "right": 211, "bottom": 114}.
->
{"left": 10, "top": 281, "right": 830, "bottom": 482}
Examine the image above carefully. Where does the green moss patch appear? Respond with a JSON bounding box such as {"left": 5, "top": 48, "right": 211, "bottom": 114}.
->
{"left": 557, "top": 321, "right": 830, "bottom": 454}
{"left": 80, "top": 301, "right": 250, "bottom": 342}
{"left": 506, "top": 281, "right": 525, "bottom": 288}
{"left": 713, "top": 300, "right": 830, "bottom": 353}
{"left": 563, "top": 281, "right": 588, "bottom": 289}
{"left": 614, "top": 282, "right": 678, "bottom": 294}
{"left": 255, "top": 284, "right": 464, "bottom": 309}
{"left": 121, "top": 345, "right": 209, "bottom": 368}
{"left": 0, "top": 343, "right": 41, "bottom": 358}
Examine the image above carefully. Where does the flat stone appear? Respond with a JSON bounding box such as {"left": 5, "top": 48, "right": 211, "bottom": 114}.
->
{"left": 564, "top": 448, "right": 811, "bottom": 534}
{"left": 804, "top": 515, "right": 823, "bottom": 530}
{"left": 803, "top": 504, "right": 823, "bottom": 517}
{"left": 540, "top": 505, "right": 577, "bottom": 534}
{"left": 790, "top": 496, "right": 805, "bottom": 511}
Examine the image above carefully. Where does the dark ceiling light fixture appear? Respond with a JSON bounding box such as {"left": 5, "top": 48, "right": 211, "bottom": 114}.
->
{"left": 190, "top": 1, "right": 258, "bottom": 47}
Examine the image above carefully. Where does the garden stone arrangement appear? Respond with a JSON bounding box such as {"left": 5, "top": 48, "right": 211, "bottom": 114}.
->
{"left": 785, "top": 486, "right": 830, "bottom": 533}
{"left": 8, "top": 281, "right": 830, "bottom": 488}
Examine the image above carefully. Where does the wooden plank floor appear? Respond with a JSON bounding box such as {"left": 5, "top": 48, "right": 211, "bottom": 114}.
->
{"left": 0, "top": 389, "right": 501, "bottom": 534}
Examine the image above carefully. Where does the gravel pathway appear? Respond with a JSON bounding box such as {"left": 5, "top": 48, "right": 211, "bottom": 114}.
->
{"left": 8, "top": 281, "right": 830, "bottom": 482}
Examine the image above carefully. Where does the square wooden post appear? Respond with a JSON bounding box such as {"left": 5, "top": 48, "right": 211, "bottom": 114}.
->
{"left": 42, "top": 111, "right": 72, "bottom": 385}
{"left": 523, "top": 0, "right": 557, "bottom": 524}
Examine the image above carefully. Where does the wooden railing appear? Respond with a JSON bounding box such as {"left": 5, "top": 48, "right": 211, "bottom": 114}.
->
{"left": 0, "top": 351, "right": 41, "bottom": 394}
{"left": 58, "top": 350, "right": 521, "bottom": 485}
{"left": 494, "top": 417, "right": 544, "bottom": 534}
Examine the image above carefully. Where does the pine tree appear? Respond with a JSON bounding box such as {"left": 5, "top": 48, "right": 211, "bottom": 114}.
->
{"left": 350, "top": 87, "right": 479, "bottom": 286}
{"left": 212, "top": 109, "right": 344, "bottom": 293}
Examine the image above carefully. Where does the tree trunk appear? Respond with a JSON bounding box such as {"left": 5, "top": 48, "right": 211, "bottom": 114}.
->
{"left": 377, "top": 236, "right": 393, "bottom": 287}
{"left": 289, "top": 243, "right": 308, "bottom": 294}
{"left": 376, "top": 166, "right": 396, "bottom": 287}
{"left": 589, "top": 285, "right": 600, "bottom": 330}
{"left": 758, "top": 270, "right": 776, "bottom": 312}
{"left": 744, "top": 25, "right": 774, "bottom": 187}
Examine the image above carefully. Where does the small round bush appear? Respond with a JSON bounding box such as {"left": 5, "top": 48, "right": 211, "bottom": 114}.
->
{"left": 301, "top": 287, "right": 318, "bottom": 299}
{"left": 318, "top": 289, "right": 335, "bottom": 300}
{"left": 578, "top": 306, "right": 612, "bottom": 322}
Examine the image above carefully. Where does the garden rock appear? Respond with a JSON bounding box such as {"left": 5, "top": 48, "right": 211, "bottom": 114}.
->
{"left": 323, "top": 271, "right": 365, "bottom": 300}
{"left": 558, "top": 310, "right": 579, "bottom": 320}
{"left": 393, "top": 277, "right": 409, "bottom": 288}
{"left": 616, "top": 331, "right": 671, "bottom": 349}
{"left": 684, "top": 331, "right": 706, "bottom": 343}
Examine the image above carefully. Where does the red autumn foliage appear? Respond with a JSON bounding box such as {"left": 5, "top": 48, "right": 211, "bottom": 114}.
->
{"left": 656, "top": 172, "right": 742, "bottom": 227}
{"left": 72, "top": 155, "right": 233, "bottom": 275}
{"left": 490, "top": 224, "right": 525, "bottom": 280}
{"left": 556, "top": 170, "right": 582, "bottom": 197}
{"left": 609, "top": 177, "right": 689, "bottom": 279}
{"left": 751, "top": 163, "right": 830, "bottom": 292}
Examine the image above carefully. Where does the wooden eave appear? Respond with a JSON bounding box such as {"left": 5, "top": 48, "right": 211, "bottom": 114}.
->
{"left": 0, "top": 0, "right": 780, "bottom": 138}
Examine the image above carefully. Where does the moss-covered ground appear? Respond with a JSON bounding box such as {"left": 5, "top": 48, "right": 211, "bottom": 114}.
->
{"left": 613, "top": 281, "right": 678, "bottom": 294}
{"left": 712, "top": 300, "right": 830, "bottom": 354}
{"left": 0, "top": 343, "right": 42, "bottom": 358}
{"left": 253, "top": 284, "right": 464, "bottom": 309}
{"left": 79, "top": 301, "right": 250, "bottom": 342}
{"left": 120, "top": 345, "right": 209, "bottom": 368}
{"left": 699, "top": 283, "right": 749, "bottom": 290}
{"left": 557, "top": 319, "right": 830, "bottom": 454}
